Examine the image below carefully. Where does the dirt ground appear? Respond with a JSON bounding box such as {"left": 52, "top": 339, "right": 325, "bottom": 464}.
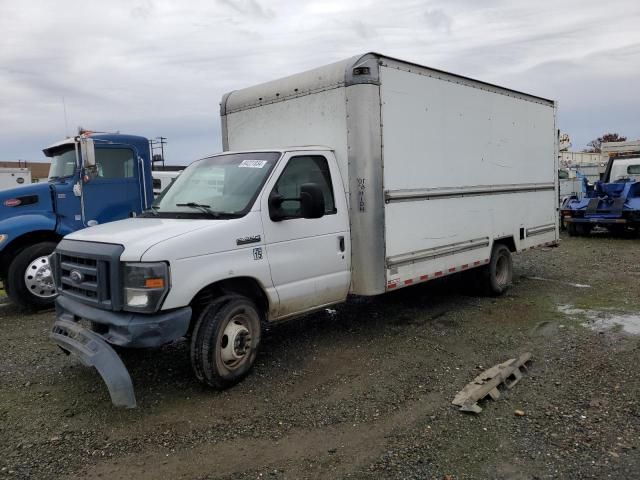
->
{"left": 1, "top": 233, "right": 639, "bottom": 479}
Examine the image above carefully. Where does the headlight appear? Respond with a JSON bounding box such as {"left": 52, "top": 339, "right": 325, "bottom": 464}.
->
{"left": 0, "top": 234, "right": 7, "bottom": 245}
{"left": 123, "top": 262, "right": 170, "bottom": 313}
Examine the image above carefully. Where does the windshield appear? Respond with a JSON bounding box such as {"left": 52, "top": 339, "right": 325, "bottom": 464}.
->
{"left": 48, "top": 145, "right": 77, "bottom": 180}
{"left": 151, "top": 152, "right": 280, "bottom": 218}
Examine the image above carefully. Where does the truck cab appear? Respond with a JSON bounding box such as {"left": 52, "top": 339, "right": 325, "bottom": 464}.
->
{"left": 609, "top": 158, "right": 640, "bottom": 182}
{"left": 50, "top": 147, "right": 349, "bottom": 406}
{"left": 0, "top": 133, "right": 154, "bottom": 308}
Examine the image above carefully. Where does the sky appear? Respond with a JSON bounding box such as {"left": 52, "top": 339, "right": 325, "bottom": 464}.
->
{"left": 1, "top": 0, "right": 639, "bottom": 164}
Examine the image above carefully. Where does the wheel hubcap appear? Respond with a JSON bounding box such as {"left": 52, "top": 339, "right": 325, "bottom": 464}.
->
{"left": 220, "top": 316, "right": 252, "bottom": 369}
{"left": 24, "top": 256, "right": 56, "bottom": 298}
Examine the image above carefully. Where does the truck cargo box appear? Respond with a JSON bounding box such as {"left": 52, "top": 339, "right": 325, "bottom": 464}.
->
{"left": 222, "top": 53, "right": 559, "bottom": 296}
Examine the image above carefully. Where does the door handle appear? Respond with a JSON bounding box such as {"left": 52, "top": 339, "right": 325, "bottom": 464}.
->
{"left": 338, "top": 236, "right": 345, "bottom": 252}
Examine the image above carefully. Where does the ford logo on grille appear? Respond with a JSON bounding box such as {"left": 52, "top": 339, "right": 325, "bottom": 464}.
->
{"left": 70, "top": 270, "right": 84, "bottom": 284}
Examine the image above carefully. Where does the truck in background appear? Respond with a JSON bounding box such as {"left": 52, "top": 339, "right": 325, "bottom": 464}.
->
{"left": 0, "top": 132, "right": 157, "bottom": 309}
{"left": 152, "top": 169, "right": 183, "bottom": 196}
{"left": 48, "top": 53, "right": 558, "bottom": 407}
{"left": 0, "top": 168, "right": 32, "bottom": 191}
{"left": 561, "top": 140, "right": 640, "bottom": 236}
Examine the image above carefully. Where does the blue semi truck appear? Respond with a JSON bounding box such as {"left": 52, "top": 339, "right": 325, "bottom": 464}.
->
{"left": 0, "top": 132, "right": 157, "bottom": 309}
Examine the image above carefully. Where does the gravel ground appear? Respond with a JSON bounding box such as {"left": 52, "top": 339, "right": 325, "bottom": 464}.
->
{"left": 1, "top": 233, "right": 639, "bottom": 479}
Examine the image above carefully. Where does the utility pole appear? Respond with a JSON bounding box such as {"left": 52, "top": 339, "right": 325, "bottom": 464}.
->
{"left": 149, "top": 137, "right": 168, "bottom": 170}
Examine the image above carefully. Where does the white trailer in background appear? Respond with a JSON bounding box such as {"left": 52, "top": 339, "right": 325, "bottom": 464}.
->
{"left": 50, "top": 53, "right": 559, "bottom": 406}
{"left": 151, "top": 170, "right": 182, "bottom": 196}
{"left": 0, "top": 168, "right": 31, "bottom": 190}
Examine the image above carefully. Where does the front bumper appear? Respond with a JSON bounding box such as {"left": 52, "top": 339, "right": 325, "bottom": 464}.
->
{"left": 55, "top": 294, "right": 192, "bottom": 348}
{"left": 50, "top": 295, "right": 192, "bottom": 408}
{"left": 51, "top": 319, "right": 138, "bottom": 408}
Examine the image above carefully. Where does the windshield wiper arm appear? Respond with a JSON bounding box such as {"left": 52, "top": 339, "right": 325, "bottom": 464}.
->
{"left": 143, "top": 205, "right": 159, "bottom": 216}
{"left": 176, "top": 202, "right": 220, "bottom": 218}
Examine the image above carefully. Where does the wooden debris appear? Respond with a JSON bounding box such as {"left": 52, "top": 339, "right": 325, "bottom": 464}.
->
{"left": 452, "top": 352, "right": 532, "bottom": 413}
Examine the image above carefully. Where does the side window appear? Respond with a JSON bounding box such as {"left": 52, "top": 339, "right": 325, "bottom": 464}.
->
{"left": 95, "top": 148, "right": 135, "bottom": 179}
{"left": 628, "top": 165, "right": 640, "bottom": 175}
{"left": 272, "top": 155, "right": 336, "bottom": 219}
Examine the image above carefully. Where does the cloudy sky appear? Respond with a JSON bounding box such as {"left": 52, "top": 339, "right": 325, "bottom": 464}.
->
{"left": 1, "top": 0, "right": 638, "bottom": 164}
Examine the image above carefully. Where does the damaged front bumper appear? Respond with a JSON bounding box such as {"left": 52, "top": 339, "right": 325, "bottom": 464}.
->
{"left": 50, "top": 295, "right": 192, "bottom": 408}
{"left": 51, "top": 318, "right": 138, "bottom": 408}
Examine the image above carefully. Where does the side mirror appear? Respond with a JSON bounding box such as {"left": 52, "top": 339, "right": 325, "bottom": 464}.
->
{"left": 80, "top": 137, "right": 98, "bottom": 182}
{"left": 299, "top": 183, "right": 325, "bottom": 219}
{"left": 268, "top": 182, "right": 325, "bottom": 221}
{"left": 80, "top": 137, "right": 96, "bottom": 168}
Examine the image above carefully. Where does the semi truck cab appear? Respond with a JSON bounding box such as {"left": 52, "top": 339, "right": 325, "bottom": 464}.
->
{"left": 0, "top": 133, "right": 154, "bottom": 308}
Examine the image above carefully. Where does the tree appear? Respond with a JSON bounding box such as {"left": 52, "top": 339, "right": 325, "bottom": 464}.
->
{"left": 585, "top": 133, "right": 627, "bottom": 153}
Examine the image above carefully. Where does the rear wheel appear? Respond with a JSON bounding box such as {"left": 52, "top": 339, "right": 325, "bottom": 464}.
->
{"left": 6, "top": 242, "right": 58, "bottom": 310}
{"left": 190, "top": 296, "right": 262, "bottom": 389}
{"left": 480, "top": 244, "right": 513, "bottom": 296}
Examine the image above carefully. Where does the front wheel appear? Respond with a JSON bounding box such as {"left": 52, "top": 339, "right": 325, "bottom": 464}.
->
{"left": 6, "top": 241, "right": 58, "bottom": 310}
{"left": 480, "top": 244, "right": 513, "bottom": 296}
{"left": 190, "top": 296, "right": 262, "bottom": 389}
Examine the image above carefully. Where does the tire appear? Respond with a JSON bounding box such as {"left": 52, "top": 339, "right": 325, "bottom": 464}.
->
{"left": 576, "top": 224, "right": 592, "bottom": 236}
{"left": 480, "top": 244, "right": 513, "bottom": 296}
{"left": 567, "top": 223, "right": 578, "bottom": 237}
{"left": 609, "top": 225, "right": 626, "bottom": 237}
{"left": 190, "top": 296, "right": 262, "bottom": 389}
{"left": 6, "top": 241, "right": 58, "bottom": 310}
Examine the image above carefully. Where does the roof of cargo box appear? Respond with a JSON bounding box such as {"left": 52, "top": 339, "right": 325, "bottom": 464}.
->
{"left": 221, "top": 52, "right": 555, "bottom": 115}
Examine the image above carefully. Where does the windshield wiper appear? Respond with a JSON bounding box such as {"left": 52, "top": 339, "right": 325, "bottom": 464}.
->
{"left": 176, "top": 202, "right": 221, "bottom": 218}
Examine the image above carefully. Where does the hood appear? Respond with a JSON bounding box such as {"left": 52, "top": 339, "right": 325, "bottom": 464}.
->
{"left": 65, "top": 217, "right": 218, "bottom": 261}
{"left": 0, "top": 183, "right": 54, "bottom": 219}
{"left": 65, "top": 213, "right": 264, "bottom": 262}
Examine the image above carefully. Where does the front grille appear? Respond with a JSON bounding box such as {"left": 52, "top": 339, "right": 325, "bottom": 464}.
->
{"left": 58, "top": 253, "right": 110, "bottom": 305}
{"left": 53, "top": 239, "right": 124, "bottom": 311}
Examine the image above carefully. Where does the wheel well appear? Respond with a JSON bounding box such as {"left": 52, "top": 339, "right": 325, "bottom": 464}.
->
{"left": 189, "top": 277, "right": 269, "bottom": 323}
{"left": 493, "top": 236, "right": 516, "bottom": 253}
{"left": 0, "top": 231, "right": 62, "bottom": 280}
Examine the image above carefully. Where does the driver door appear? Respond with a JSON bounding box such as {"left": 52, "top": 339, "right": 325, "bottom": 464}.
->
{"left": 261, "top": 152, "right": 351, "bottom": 318}
{"left": 81, "top": 145, "right": 142, "bottom": 226}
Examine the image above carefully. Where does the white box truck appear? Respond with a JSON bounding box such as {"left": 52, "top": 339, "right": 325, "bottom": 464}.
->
{"left": 0, "top": 168, "right": 31, "bottom": 190}
{"left": 49, "top": 53, "right": 559, "bottom": 407}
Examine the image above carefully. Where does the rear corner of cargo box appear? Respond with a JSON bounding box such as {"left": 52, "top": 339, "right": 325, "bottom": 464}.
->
{"left": 378, "top": 60, "right": 559, "bottom": 290}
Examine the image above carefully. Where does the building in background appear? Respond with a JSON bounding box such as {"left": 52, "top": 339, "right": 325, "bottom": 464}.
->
{"left": 559, "top": 151, "right": 603, "bottom": 169}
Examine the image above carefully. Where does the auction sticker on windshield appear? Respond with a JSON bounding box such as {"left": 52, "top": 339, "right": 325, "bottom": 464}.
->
{"left": 238, "top": 160, "right": 268, "bottom": 168}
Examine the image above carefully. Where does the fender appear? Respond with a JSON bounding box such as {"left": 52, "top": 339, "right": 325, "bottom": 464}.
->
{"left": 0, "top": 213, "right": 58, "bottom": 253}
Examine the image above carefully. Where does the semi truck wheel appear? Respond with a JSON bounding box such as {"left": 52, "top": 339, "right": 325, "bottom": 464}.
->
{"left": 190, "top": 296, "right": 261, "bottom": 389}
{"left": 6, "top": 241, "right": 58, "bottom": 310}
{"left": 481, "top": 244, "right": 512, "bottom": 296}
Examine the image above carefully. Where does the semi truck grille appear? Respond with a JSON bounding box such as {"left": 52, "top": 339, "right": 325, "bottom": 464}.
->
{"left": 53, "top": 239, "right": 124, "bottom": 311}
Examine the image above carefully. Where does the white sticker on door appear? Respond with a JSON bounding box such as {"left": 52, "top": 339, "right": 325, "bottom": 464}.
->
{"left": 238, "top": 160, "right": 267, "bottom": 168}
